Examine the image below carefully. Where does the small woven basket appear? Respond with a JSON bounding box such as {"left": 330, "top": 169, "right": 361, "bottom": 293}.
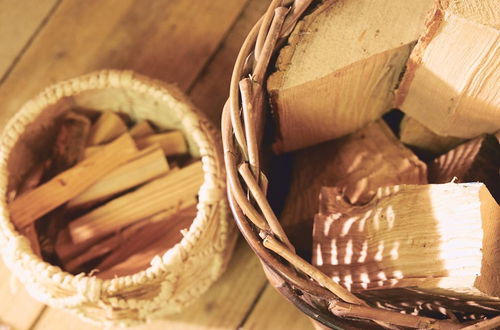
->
{"left": 222, "top": 1, "right": 498, "bottom": 329}
{"left": 0, "top": 70, "right": 236, "bottom": 326}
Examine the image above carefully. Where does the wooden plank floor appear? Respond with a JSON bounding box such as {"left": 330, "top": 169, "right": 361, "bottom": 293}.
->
{"left": 0, "top": 1, "right": 314, "bottom": 329}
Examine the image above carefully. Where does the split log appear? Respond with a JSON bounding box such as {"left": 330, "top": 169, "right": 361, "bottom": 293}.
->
{"left": 44, "top": 111, "right": 91, "bottom": 179}
{"left": 67, "top": 146, "right": 169, "bottom": 208}
{"left": 9, "top": 134, "right": 138, "bottom": 229}
{"left": 399, "top": 116, "right": 466, "bottom": 155}
{"left": 96, "top": 205, "right": 197, "bottom": 278}
{"left": 428, "top": 134, "right": 500, "bottom": 202}
{"left": 68, "top": 161, "right": 203, "bottom": 244}
{"left": 54, "top": 227, "right": 106, "bottom": 264}
{"left": 396, "top": 3, "right": 500, "bottom": 138}
{"left": 135, "top": 131, "right": 188, "bottom": 156}
{"left": 87, "top": 111, "right": 128, "bottom": 146}
{"left": 267, "top": 0, "right": 435, "bottom": 153}
{"left": 280, "top": 121, "right": 427, "bottom": 256}
{"left": 129, "top": 120, "right": 155, "bottom": 138}
{"left": 312, "top": 183, "right": 500, "bottom": 299}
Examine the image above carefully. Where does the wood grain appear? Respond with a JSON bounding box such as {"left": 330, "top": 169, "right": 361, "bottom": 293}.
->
{"left": 242, "top": 285, "right": 314, "bottom": 330}
{"left": 0, "top": 0, "right": 58, "bottom": 78}
{"left": 0, "top": 0, "right": 248, "bottom": 129}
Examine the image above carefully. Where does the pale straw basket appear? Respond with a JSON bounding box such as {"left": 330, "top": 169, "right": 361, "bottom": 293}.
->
{"left": 0, "top": 70, "right": 236, "bottom": 327}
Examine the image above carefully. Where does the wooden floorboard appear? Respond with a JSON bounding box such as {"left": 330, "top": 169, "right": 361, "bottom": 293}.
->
{"left": 0, "top": 0, "right": 316, "bottom": 329}
{"left": 0, "top": 0, "right": 59, "bottom": 79}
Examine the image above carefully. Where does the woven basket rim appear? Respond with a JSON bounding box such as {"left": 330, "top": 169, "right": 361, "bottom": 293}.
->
{"left": 0, "top": 69, "right": 226, "bottom": 294}
{"left": 222, "top": 1, "right": 499, "bottom": 329}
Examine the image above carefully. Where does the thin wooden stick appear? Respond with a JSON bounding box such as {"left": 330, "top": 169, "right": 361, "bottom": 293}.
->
{"left": 239, "top": 79, "right": 260, "bottom": 178}
{"left": 262, "top": 235, "right": 364, "bottom": 305}
{"left": 281, "top": 0, "right": 315, "bottom": 37}
{"left": 253, "top": 7, "right": 288, "bottom": 85}
{"left": 329, "top": 301, "right": 462, "bottom": 330}
{"left": 460, "top": 315, "right": 500, "bottom": 330}
{"left": 255, "top": 0, "right": 282, "bottom": 60}
{"left": 9, "top": 134, "right": 138, "bottom": 228}
{"left": 238, "top": 163, "right": 294, "bottom": 251}
{"left": 221, "top": 106, "right": 270, "bottom": 231}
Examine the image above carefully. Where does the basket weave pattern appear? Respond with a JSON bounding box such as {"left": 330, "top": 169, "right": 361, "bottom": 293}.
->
{"left": 222, "top": 1, "right": 497, "bottom": 329}
{"left": 0, "top": 70, "right": 236, "bottom": 326}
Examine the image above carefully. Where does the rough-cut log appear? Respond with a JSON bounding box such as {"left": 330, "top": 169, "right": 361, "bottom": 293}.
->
{"left": 313, "top": 183, "right": 500, "bottom": 299}
{"left": 399, "top": 116, "right": 466, "bottom": 155}
{"left": 87, "top": 111, "right": 128, "bottom": 146}
{"left": 9, "top": 134, "right": 138, "bottom": 229}
{"left": 44, "top": 111, "right": 90, "bottom": 179}
{"left": 280, "top": 121, "right": 427, "bottom": 256}
{"left": 428, "top": 134, "right": 500, "bottom": 202}
{"left": 67, "top": 146, "right": 169, "bottom": 208}
{"left": 267, "top": 0, "right": 435, "bottom": 153}
{"left": 396, "top": 3, "right": 500, "bottom": 138}
{"left": 96, "top": 205, "right": 196, "bottom": 278}
{"left": 68, "top": 161, "right": 203, "bottom": 244}
{"left": 135, "top": 131, "right": 188, "bottom": 156}
{"left": 129, "top": 120, "right": 155, "bottom": 138}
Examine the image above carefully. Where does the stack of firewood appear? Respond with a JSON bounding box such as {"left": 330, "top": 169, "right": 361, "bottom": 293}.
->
{"left": 270, "top": 0, "right": 499, "bottom": 320}
{"left": 8, "top": 110, "right": 202, "bottom": 279}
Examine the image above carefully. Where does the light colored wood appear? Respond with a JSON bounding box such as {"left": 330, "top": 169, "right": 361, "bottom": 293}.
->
{"left": 87, "top": 111, "right": 127, "bottom": 146}
{"left": 242, "top": 285, "right": 314, "bottom": 330}
{"left": 396, "top": 7, "right": 500, "bottom": 138}
{"left": 268, "top": 0, "right": 435, "bottom": 152}
{"left": 9, "top": 134, "right": 138, "bottom": 229}
{"left": 129, "top": 120, "right": 155, "bottom": 138}
{"left": 33, "top": 241, "right": 270, "bottom": 330}
{"left": 280, "top": 121, "right": 427, "bottom": 254}
{"left": 135, "top": 131, "right": 188, "bottom": 156}
{"left": 55, "top": 227, "right": 107, "bottom": 265}
{"left": 67, "top": 146, "right": 169, "bottom": 208}
{"left": 313, "top": 183, "right": 500, "bottom": 298}
{"left": 441, "top": 0, "right": 500, "bottom": 28}
{"left": 69, "top": 161, "right": 203, "bottom": 244}
{"left": 399, "top": 116, "right": 466, "bottom": 155}
{"left": 429, "top": 134, "right": 500, "bottom": 203}
{"left": 97, "top": 205, "right": 197, "bottom": 278}
{"left": 0, "top": 0, "right": 57, "bottom": 77}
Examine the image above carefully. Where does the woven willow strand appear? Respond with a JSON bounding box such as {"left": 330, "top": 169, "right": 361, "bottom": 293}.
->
{"left": 223, "top": 0, "right": 497, "bottom": 329}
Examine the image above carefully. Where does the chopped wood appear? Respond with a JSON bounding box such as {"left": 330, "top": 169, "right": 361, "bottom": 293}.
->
{"left": 399, "top": 116, "right": 466, "bottom": 155}
{"left": 440, "top": 0, "right": 499, "bottom": 28}
{"left": 67, "top": 146, "right": 169, "bottom": 208}
{"left": 129, "top": 120, "right": 155, "bottom": 138}
{"left": 135, "top": 131, "right": 188, "bottom": 156}
{"left": 95, "top": 205, "right": 197, "bottom": 278}
{"left": 9, "top": 134, "right": 138, "bottom": 229}
{"left": 68, "top": 161, "right": 203, "bottom": 244}
{"left": 87, "top": 111, "right": 128, "bottom": 146}
{"left": 312, "top": 183, "right": 500, "bottom": 299}
{"left": 428, "top": 134, "right": 500, "bottom": 202}
{"left": 280, "top": 121, "right": 427, "bottom": 255}
{"left": 267, "top": 0, "right": 435, "bottom": 152}
{"left": 396, "top": 5, "right": 500, "bottom": 138}
{"left": 44, "top": 111, "right": 91, "bottom": 178}
{"left": 54, "top": 227, "right": 107, "bottom": 264}
{"left": 63, "top": 201, "right": 196, "bottom": 273}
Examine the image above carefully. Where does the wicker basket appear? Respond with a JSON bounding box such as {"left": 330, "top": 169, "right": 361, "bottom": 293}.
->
{"left": 0, "top": 70, "right": 236, "bottom": 326}
{"left": 222, "top": 1, "right": 499, "bottom": 329}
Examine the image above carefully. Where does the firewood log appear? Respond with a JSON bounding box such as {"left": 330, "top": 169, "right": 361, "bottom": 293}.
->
{"left": 129, "top": 120, "right": 155, "bottom": 138}
{"left": 96, "top": 205, "right": 197, "bottom": 279}
{"left": 135, "top": 131, "right": 188, "bottom": 156}
{"left": 68, "top": 161, "right": 203, "bottom": 244}
{"left": 312, "top": 183, "right": 500, "bottom": 299}
{"left": 87, "top": 111, "right": 128, "bottom": 146}
{"left": 67, "top": 146, "right": 169, "bottom": 208}
{"left": 396, "top": 1, "right": 500, "bottom": 138}
{"left": 9, "top": 134, "right": 138, "bottom": 229}
{"left": 267, "top": 0, "right": 435, "bottom": 152}
{"left": 428, "top": 134, "right": 500, "bottom": 202}
{"left": 399, "top": 116, "right": 466, "bottom": 155}
{"left": 280, "top": 121, "right": 427, "bottom": 256}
